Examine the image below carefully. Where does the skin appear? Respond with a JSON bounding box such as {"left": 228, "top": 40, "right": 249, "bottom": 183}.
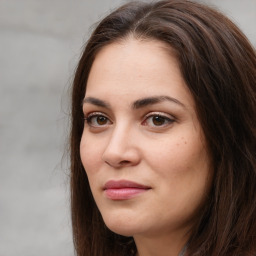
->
{"left": 80, "top": 38, "right": 212, "bottom": 256}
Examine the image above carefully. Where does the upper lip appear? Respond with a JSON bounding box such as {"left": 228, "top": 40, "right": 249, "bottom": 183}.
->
{"left": 103, "top": 180, "right": 151, "bottom": 190}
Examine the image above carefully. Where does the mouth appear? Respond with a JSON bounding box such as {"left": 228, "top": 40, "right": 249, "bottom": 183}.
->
{"left": 103, "top": 180, "right": 151, "bottom": 200}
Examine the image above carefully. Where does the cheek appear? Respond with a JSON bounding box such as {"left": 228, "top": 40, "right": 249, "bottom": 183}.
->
{"left": 80, "top": 133, "right": 102, "bottom": 175}
{"left": 152, "top": 138, "right": 211, "bottom": 217}
{"left": 80, "top": 135, "right": 105, "bottom": 198}
{"left": 145, "top": 132, "right": 211, "bottom": 189}
{"left": 145, "top": 135, "right": 199, "bottom": 170}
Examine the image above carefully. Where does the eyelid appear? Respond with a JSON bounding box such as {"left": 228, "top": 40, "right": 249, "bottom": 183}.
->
{"left": 84, "top": 111, "right": 109, "bottom": 119}
{"left": 144, "top": 111, "right": 175, "bottom": 120}
{"left": 83, "top": 111, "right": 113, "bottom": 129}
{"left": 142, "top": 111, "right": 176, "bottom": 128}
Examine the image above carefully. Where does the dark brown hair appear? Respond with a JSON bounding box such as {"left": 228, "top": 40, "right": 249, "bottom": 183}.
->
{"left": 70, "top": 1, "right": 256, "bottom": 255}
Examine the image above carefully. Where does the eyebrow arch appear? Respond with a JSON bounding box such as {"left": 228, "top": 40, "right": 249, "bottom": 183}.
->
{"left": 82, "top": 95, "right": 185, "bottom": 110}
{"left": 82, "top": 97, "right": 111, "bottom": 108}
{"left": 132, "top": 96, "right": 185, "bottom": 109}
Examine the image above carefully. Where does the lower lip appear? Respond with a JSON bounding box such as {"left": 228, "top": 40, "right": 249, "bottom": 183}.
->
{"left": 104, "top": 188, "right": 149, "bottom": 200}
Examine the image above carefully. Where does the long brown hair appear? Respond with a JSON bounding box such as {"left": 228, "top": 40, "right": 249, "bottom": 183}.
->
{"left": 70, "top": 1, "right": 256, "bottom": 255}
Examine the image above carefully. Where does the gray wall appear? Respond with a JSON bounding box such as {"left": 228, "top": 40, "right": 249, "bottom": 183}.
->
{"left": 0, "top": 1, "right": 255, "bottom": 255}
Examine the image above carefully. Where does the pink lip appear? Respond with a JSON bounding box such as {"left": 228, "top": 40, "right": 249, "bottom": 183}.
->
{"left": 103, "top": 180, "right": 151, "bottom": 200}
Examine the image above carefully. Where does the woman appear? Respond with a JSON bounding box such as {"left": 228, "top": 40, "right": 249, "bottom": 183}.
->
{"left": 70, "top": 0, "right": 256, "bottom": 255}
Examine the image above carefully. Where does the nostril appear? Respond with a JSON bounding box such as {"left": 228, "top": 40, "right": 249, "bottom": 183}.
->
{"left": 104, "top": 160, "right": 131, "bottom": 168}
{"left": 102, "top": 146, "right": 140, "bottom": 168}
{"left": 120, "top": 160, "right": 130, "bottom": 165}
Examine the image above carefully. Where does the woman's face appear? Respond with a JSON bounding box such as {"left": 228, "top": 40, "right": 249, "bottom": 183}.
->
{"left": 80, "top": 39, "right": 212, "bottom": 240}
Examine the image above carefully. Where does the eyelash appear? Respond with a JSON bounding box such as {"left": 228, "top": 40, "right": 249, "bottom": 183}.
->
{"left": 83, "top": 112, "right": 175, "bottom": 128}
{"left": 142, "top": 112, "right": 175, "bottom": 127}
{"left": 84, "top": 112, "right": 112, "bottom": 127}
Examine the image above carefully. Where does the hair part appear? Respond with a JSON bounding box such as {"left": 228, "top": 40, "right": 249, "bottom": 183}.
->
{"left": 70, "top": 1, "right": 256, "bottom": 255}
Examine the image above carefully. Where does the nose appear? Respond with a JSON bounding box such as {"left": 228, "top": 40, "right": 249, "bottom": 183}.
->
{"left": 102, "top": 124, "right": 141, "bottom": 168}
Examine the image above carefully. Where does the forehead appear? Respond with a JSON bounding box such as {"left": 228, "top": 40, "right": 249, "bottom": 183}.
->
{"left": 86, "top": 38, "right": 194, "bottom": 108}
{"left": 88, "top": 39, "right": 176, "bottom": 86}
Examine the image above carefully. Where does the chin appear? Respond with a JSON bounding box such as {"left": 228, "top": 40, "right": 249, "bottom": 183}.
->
{"left": 102, "top": 213, "right": 141, "bottom": 237}
{"left": 107, "top": 226, "right": 135, "bottom": 237}
{"left": 105, "top": 220, "right": 138, "bottom": 236}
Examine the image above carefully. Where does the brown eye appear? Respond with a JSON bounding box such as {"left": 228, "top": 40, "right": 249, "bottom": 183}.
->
{"left": 152, "top": 116, "right": 166, "bottom": 126}
{"left": 85, "top": 113, "right": 111, "bottom": 127}
{"left": 142, "top": 113, "right": 175, "bottom": 128}
{"left": 96, "top": 116, "right": 108, "bottom": 125}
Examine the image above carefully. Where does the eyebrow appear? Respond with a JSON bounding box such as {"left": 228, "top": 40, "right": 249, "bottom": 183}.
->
{"left": 82, "top": 95, "right": 185, "bottom": 109}
{"left": 82, "top": 97, "right": 111, "bottom": 108}
{"left": 132, "top": 96, "right": 185, "bottom": 109}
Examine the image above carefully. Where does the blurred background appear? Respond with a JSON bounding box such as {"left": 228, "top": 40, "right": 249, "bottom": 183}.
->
{"left": 0, "top": 0, "right": 255, "bottom": 255}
